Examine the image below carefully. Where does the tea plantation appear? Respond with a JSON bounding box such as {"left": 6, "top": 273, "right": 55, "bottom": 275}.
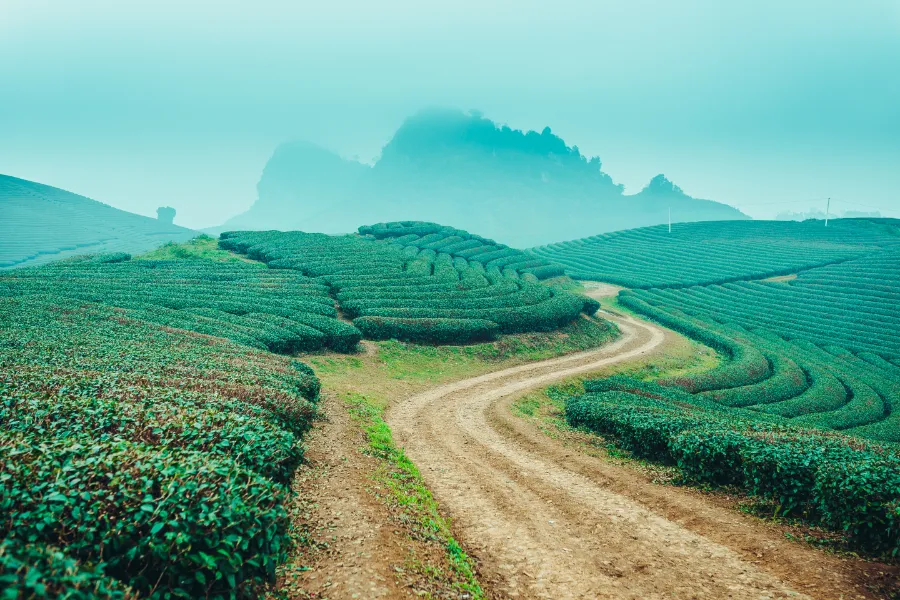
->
{"left": 558, "top": 218, "right": 900, "bottom": 557}
{"left": 220, "top": 229, "right": 596, "bottom": 344}
{"left": 0, "top": 174, "right": 196, "bottom": 270}
{"left": 360, "top": 220, "right": 565, "bottom": 280}
{"left": 0, "top": 290, "right": 321, "bottom": 597}
{"left": 532, "top": 218, "right": 900, "bottom": 288}
{"left": 0, "top": 254, "right": 361, "bottom": 353}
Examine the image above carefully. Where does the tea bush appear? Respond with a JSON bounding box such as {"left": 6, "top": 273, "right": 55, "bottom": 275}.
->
{"left": 0, "top": 294, "right": 321, "bottom": 597}
{"left": 221, "top": 229, "right": 594, "bottom": 344}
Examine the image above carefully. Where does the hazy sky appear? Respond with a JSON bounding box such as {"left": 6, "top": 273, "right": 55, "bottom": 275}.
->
{"left": 2, "top": 0, "right": 899, "bottom": 228}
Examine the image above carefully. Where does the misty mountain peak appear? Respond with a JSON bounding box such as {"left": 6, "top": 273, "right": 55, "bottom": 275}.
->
{"left": 643, "top": 174, "right": 685, "bottom": 195}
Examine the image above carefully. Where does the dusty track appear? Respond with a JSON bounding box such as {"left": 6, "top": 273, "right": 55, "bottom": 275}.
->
{"left": 388, "top": 309, "right": 893, "bottom": 599}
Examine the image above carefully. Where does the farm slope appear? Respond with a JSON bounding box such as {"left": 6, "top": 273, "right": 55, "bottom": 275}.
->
{"left": 220, "top": 223, "right": 596, "bottom": 344}
{"left": 0, "top": 174, "right": 196, "bottom": 269}
{"left": 532, "top": 218, "right": 900, "bottom": 287}
{"left": 0, "top": 254, "right": 323, "bottom": 597}
{"left": 389, "top": 309, "right": 894, "bottom": 599}
{"left": 531, "top": 219, "right": 900, "bottom": 560}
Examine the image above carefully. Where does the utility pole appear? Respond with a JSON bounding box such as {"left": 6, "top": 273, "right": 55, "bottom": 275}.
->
{"left": 825, "top": 197, "right": 831, "bottom": 227}
{"left": 668, "top": 207, "right": 671, "bottom": 233}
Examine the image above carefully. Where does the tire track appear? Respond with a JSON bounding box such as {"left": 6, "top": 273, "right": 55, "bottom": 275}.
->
{"left": 388, "top": 312, "right": 812, "bottom": 599}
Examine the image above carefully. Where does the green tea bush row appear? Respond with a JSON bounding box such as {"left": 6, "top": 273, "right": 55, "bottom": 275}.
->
{"left": 221, "top": 229, "right": 596, "bottom": 344}
{"left": 701, "top": 353, "right": 807, "bottom": 407}
{"left": 0, "top": 433, "right": 288, "bottom": 598}
{"left": 611, "top": 291, "right": 895, "bottom": 440}
{"left": 620, "top": 293, "right": 770, "bottom": 392}
{"left": 354, "top": 316, "right": 500, "bottom": 344}
{"left": 533, "top": 219, "right": 899, "bottom": 288}
{"left": 0, "top": 388, "right": 304, "bottom": 482}
{"left": 566, "top": 392, "right": 900, "bottom": 556}
{"left": 358, "top": 220, "right": 564, "bottom": 281}
{"left": 0, "top": 539, "right": 137, "bottom": 600}
{"left": 0, "top": 258, "right": 358, "bottom": 353}
{"left": 0, "top": 295, "right": 322, "bottom": 597}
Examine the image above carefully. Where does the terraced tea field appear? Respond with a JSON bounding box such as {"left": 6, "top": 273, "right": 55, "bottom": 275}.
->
{"left": 532, "top": 218, "right": 900, "bottom": 287}
{"left": 536, "top": 219, "right": 900, "bottom": 561}
{"left": 3, "top": 219, "right": 898, "bottom": 599}
{"left": 0, "top": 283, "right": 321, "bottom": 597}
{"left": 0, "top": 175, "right": 196, "bottom": 269}
{"left": 221, "top": 227, "right": 595, "bottom": 344}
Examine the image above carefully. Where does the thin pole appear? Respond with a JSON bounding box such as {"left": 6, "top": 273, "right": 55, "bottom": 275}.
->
{"left": 825, "top": 197, "right": 831, "bottom": 227}
{"left": 668, "top": 207, "right": 671, "bottom": 233}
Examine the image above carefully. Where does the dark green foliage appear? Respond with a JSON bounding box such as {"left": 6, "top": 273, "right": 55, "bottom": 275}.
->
{"left": 617, "top": 290, "right": 899, "bottom": 442}
{"left": 354, "top": 316, "right": 500, "bottom": 344}
{"left": 361, "top": 221, "right": 563, "bottom": 281}
{"left": 620, "top": 294, "right": 770, "bottom": 392}
{"left": 221, "top": 228, "right": 595, "bottom": 344}
{"left": 566, "top": 391, "right": 900, "bottom": 556}
{"left": 581, "top": 296, "right": 601, "bottom": 316}
{"left": 0, "top": 294, "right": 321, "bottom": 597}
{"left": 534, "top": 219, "right": 900, "bottom": 288}
{"left": 701, "top": 352, "right": 807, "bottom": 407}
{"left": 0, "top": 434, "right": 288, "bottom": 598}
{"left": 0, "top": 258, "right": 358, "bottom": 353}
{"left": 0, "top": 389, "right": 304, "bottom": 483}
{"left": 0, "top": 539, "right": 137, "bottom": 599}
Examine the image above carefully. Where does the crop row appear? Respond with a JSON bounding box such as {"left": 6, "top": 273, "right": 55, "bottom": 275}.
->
{"left": 0, "top": 290, "right": 321, "bottom": 597}
{"left": 220, "top": 229, "right": 596, "bottom": 344}
{"left": 532, "top": 219, "right": 900, "bottom": 288}
{"left": 617, "top": 291, "right": 898, "bottom": 442}
{"left": 0, "top": 255, "right": 361, "bottom": 353}
{"left": 566, "top": 390, "right": 900, "bottom": 556}
{"left": 360, "top": 221, "right": 566, "bottom": 280}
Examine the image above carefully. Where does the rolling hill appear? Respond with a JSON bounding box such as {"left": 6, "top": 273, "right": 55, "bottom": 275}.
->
{"left": 0, "top": 174, "right": 196, "bottom": 269}
{"left": 216, "top": 109, "right": 748, "bottom": 247}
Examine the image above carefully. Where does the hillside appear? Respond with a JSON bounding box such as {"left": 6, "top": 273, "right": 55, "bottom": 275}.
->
{"left": 219, "top": 225, "right": 597, "bottom": 344}
{"left": 532, "top": 218, "right": 900, "bottom": 287}
{"left": 0, "top": 174, "right": 196, "bottom": 269}
{"left": 542, "top": 217, "right": 900, "bottom": 439}
{"left": 218, "top": 140, "right": 369, "bottom": 232}
{"left": 214, "top": 109, "right": 747, "bottom": 246}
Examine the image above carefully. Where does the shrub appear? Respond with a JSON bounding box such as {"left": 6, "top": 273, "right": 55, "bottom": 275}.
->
{"left": 353, "top": 316, "right": 500, "bottom": 344}
{"left": 0, "top": 540, "right": 137, "bottom": 599}
{"left": 0, "top": 434, "right": 289, "bottom": 598}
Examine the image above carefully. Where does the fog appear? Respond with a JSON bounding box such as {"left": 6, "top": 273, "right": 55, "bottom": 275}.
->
{"left": 1, "top": 0, "right": 898, "bottom": 228}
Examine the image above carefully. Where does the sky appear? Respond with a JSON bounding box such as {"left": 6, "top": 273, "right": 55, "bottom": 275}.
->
{"left": 1, "top": 0, "right": 899, "bottom": 228}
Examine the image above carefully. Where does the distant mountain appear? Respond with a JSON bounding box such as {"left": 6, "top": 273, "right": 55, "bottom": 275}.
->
{"left": 219, "top": 109, "right": 747, "bottom": 246}
{"left": 218, "top": 140, "right": 369, "bottom": 233}
{"left": 0, "top": 174, "right": 196, "bottom": 269}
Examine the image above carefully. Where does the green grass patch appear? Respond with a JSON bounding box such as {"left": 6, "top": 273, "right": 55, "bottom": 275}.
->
{"left": 344, "top": 392, "right": 484, "bottom": 599}
{"left": 137, "top": 235, "right": 262, "bottom": 264}
{"left": 373, "top": 316, "right": 617, "bottom": 382}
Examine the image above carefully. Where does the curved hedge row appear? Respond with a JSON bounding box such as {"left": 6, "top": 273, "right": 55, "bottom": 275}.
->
{"left": 0, "top": 294, "right": 322, "bottom": 597}
{"left": 359, "top": 221, "right": 565, "bottom": 280}
{"left": 221, "top": 229, "right": 595, "bottom": 344}
{"left": 619, "top": 293, "right": 770, "bottom": 392}
{"left": 0, "top": 258, "right": 360, "bottom": 353}
{"left": 566, "top": 391, "right": 900, "bottom": 556}
{"left": 354, "top": 316, "right": 500, "bottom": 344}
{"left": 616, "top": 288, "right": 898, "bottom": 442}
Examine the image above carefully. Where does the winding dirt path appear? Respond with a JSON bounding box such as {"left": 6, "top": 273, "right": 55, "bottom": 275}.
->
{"left": 387, "top": 308, "right": 895, "bottom": 599}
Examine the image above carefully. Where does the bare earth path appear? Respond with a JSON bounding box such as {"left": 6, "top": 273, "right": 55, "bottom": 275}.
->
{"left": 388, "top": 308, "right": 894, "bottom": 599}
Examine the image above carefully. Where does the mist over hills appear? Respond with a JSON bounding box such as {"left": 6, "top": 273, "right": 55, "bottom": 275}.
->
{"left": 0, "top": 174, "right": 196, "bottom": 269}
{"left": 219, "top": 109, "right": 748, "bottom": 247}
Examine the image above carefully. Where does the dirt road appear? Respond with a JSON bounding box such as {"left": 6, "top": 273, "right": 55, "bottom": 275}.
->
{"left": 388, "top": 308, "right": 893, "bottom": 599}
